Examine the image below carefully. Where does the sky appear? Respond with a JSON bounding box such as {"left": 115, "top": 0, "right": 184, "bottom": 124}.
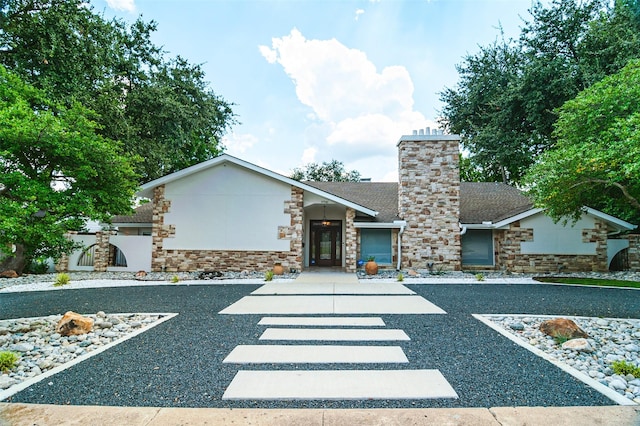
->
{"left": 93, "top": 0, "right": 537, "bottom": 182}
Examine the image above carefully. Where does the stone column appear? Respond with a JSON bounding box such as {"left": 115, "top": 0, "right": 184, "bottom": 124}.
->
{"left": 345, "top": 208, "right": 357, "bottom": 272}
{"left": 627, "top": 234, "right": 640, "bottom": 272}
{"left": 397, "top": 134, "right": 461, "bottom": 271}
{"left": 93, "top": 231, "right": 115, "bottom": 272}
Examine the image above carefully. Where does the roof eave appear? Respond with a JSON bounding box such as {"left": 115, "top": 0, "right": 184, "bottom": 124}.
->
{"left": 137, "top": 154, "right": 378, "bottom": 217}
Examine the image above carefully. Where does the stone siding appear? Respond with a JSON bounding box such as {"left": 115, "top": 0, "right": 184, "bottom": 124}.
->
{"left": 150, "top": 184, "right": 303, "bottom": 272}
{"left": 494, "top": 220, "right": 610, "bottom": 273}
{"left": 627, "top": 234, "right": 640, "bottom": 272}
{"left": 345, "top": 208, "right": 357, "bottom": 272}
{"left": 397, "top": 136, "right": 461, "bottom": 270}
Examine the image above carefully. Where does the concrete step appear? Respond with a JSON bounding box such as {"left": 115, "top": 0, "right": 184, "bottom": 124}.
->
{"left": 223, "top": 345, "right": 409, "bottom": 363}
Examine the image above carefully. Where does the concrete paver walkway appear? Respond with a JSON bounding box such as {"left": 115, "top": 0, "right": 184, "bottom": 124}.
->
{"left": 1, "top": 402, "right": 638, "bottom": 425}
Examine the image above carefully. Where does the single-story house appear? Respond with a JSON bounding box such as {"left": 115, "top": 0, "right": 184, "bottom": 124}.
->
{"left": 57, "top": 132, "right": 639, "bottom": 274}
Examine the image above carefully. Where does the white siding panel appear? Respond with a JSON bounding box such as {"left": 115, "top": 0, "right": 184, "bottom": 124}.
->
{"left": 163, "top": 163, "right": 291, "bottom": 251}
{"left": 520, "top": 214, "right": 597, "bottom": 255}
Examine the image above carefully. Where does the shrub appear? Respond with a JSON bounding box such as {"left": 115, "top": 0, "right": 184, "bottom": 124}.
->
{"left": 397, "top": 273, "right": 404, "bottom": 282}
{"left": 53, "top": 273, "right": 71, "bottom": 287}
{"left": 28, "top": 258, "right": 50, "bottom": 274}
{"left": 475, "top": 273, "right": 485, "bottom": 281}
{"left": 0, "top": 351, "right": 19, "bottom": 373}
{"left": 264, "top": 270, "right": 274, "bottom": 281}
{"left": 612, "top": 360, "right": 640, "bottom": 378}
{"left": 171, "top": 275, "right": 180, "bottom": 283}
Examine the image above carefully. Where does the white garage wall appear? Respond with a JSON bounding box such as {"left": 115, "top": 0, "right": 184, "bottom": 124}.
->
{"left": 162, "top": 162, "right": 291, "bottom": 251}
{"left": 520, "top": 214, "right": 597, "bottom": 255}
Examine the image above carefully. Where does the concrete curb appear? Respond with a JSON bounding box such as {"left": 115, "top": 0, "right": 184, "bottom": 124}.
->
{"left": 1, "top": 403, "right": 639, "bottom": 425}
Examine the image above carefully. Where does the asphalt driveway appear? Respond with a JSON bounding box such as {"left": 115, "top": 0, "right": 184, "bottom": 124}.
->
{"left": 1, "top": 282, "right": 638, "bottom": 408}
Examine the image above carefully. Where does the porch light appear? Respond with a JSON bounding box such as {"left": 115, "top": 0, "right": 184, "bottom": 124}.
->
{"left": 321, "top": 205, "right": 331, "bottom": 227}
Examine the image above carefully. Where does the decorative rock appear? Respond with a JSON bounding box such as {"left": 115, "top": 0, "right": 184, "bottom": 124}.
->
{"left": 624, "top": 344, "right": 639, "bottom": 352}
{"left": 0, "top": 376, "right": 16, "bottom": 389}
{"left": 55, "top": 311, "right": 94, "bottom": 336}
{"left": 10, "top": 343, "right": 34, "bottom": 352}
{"left": 408, "top": 270, "right": 418, "bottom": 277}
{"left": 134, "top": 270, "right": 147, "bottom": 279}
{"left": 0, "top": 270, "right": 19, "bottom": 279}
{"left": 509, "top": 322, "right": 525, "bottom": 331}
{"left": 610, "top": 378, "right": 627, "bottom": 390}
{"left": 540, "top": 318, "right": 589, "bottom": 339}
{"left": 561, "top": 338, "right": 592, "bottom": 352}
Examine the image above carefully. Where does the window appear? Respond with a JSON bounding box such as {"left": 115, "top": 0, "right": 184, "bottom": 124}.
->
{"left": 360, "top": 229, "right": 392, "bottom": 264}
{"left": 461, "top": 229, "right": 494, "bottom": 266}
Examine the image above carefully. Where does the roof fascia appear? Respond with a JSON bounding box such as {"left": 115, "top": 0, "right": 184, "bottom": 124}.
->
{"left": 137, "top": 154, "right": 378, "bottom": 217}
{"left": 490, "top": 208, "right": 545, "bottom": 229}
{"left": 354, "top": 221, "right": 406, "bottom": 229}
{"left": 584, "top": 207, "right": 637, "bottom": 230}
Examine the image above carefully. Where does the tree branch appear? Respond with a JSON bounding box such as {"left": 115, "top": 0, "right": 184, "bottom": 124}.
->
{"left": 574, "top": 178, "right": 640, "bottom": 211}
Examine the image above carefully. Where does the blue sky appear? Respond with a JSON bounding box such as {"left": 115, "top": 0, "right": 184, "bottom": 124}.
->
{"left": 95, "top": 0, "right": 536, "bottom": 181}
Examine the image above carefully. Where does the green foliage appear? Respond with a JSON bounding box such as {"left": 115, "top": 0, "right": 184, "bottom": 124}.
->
{"left": 553, "top": 333, "right": 572, "bottom": 345}
{"left": 0, "top": 0, "right": 236, "bottom": 183}
{"left": 611, "top": 360, "right": 640, "bottom": 378}
{"left": 264, "top": 270, "right": 274, "bottom": 282}
{"left": 366, "top": 256, "right": 376, "bottom": 262}
{"left": 27, "top": 258, "right": 50, "bottom": 274}
{"left": 291, "top": 160, "right": 361, "bottom": 182}
{"left": 440, "top": 0, "right": 640, "bottom": 185}
{"left": 396, "top": 273, "right": 404, "bottom": 282}
{"left": 524, "top": 59, "right": 640, "bottom": 223}
{"left": 475, "top": 273, "right": 485, "bottom": 282}
{"left": 170, "top": 275, "right": 180, "bottom": 283}
{"left": 534, "top": 277, "right": 640, "bottom": 288}
{"left": 0, "top": 351, "right": 19, "bottom": 373}
{"left": 0, "top": 65, "right": 139, "bottom": 274}
{"left": 53, "top": 273, "right": 70, "bottom": 287}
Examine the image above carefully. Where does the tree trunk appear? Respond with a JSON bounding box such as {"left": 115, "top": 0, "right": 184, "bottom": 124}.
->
{"left": 0, "top": 244, "right": 26, "bottom": 276}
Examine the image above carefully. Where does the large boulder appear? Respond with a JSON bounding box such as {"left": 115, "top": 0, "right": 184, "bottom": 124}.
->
{"left": 539, "top": 318, "right": 588, "bottom": 339}
{"left": 56, "top": 311, "right": 94, "bottom": 336}
{"left": 0, "top": 270, "right": 19, "bottom": 278}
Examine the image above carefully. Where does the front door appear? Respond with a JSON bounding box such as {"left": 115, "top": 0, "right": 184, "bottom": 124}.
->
{"left": 310, "top": 220, "right": 342, "bottom": 267}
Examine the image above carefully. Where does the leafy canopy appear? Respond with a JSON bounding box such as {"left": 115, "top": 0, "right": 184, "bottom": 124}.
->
{"left": 0, "top": 0, "right": 236, "bottom": 183}
{"left": 0, "top": 65, "right": 139, "bottom": 273}
{"left": 524, "top": 59, "right": 640, "bottom": 224}
{"left": 439, "top": 0, "right": 640, "bottom": 185}
{"left": 291, "top": 160, "right": 362, "bottom": 182}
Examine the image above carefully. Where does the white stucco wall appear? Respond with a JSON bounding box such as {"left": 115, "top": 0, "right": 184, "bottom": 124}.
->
{"left": 162, "top": 162, "right": 291, "bottom": 251}
{"left": 520, "top": 214, "right": 597, "bottom": 255}
{"left": 67, "top": 234, "right": 99, "bottom": 271}
{"left": 107, "top": 235, "right": 152, "bottom": 272}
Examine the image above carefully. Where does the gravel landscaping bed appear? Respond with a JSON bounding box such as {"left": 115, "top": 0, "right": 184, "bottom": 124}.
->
{"left": 0, "top": 312, "right": 173, "bottom": 400}
{"left": 0, "top": 281, "right": 638, "bottom": 408}
{"left": 481, "top": 315, "right": 640, "bottom": 404}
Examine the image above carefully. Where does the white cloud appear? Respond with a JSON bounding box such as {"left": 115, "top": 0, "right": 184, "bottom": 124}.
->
{"left": 260, "top": 28, "right": 440, "bottom": 180}
{"left": 355, "top": 9, "right": 365, "bottom": 20}
{"left": 223, "top": 132, "right": 258, "bottom": 156}
{"left": 106, "top": 0, "right": 135, "bottom": 12}
{"left": 301, "top": 147, "right": 318, "bottom": 164}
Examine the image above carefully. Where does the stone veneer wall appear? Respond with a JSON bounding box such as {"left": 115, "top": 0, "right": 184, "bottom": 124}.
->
{"left": 627, "top": 234, "right": 640, "bottom": 272}
{"left": 150, "top": 185, "right": 304, "bottom": 272}
{"left": 397, "top": 136, "right": 461, "bottom": 270}
{"left": 494, "top": 220, "right": 610, "bottom": 273}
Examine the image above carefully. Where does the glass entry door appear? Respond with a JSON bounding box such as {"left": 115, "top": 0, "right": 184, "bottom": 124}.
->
{"left": 310, "top": 221, "right": 342, "bottom": 267}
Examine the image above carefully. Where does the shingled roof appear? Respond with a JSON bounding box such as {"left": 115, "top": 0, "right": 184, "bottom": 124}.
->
{"left": 111, "top": 202, "right": 153, "bottom": 224}
{"left": 304, "top": 182, "right": 400, "bottom": 223}
{"left": 460, "top": 182, "right": 533, "bottom": 224}
{"left": 112, "top": 180, "right": 535, "bottom": 226}
{"left": 307, "top": 181, "right": 533, "bottom": 224}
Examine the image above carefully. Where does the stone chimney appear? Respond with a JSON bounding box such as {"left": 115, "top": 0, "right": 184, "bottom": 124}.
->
{"left": 397, "top": 130, "right": 461, "bottom": 271}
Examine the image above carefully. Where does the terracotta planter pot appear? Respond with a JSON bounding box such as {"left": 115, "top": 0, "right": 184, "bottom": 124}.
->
{"left": 273, "top": 264, "right": 284, "bottom": 275}
{"left": 365, "top": 261, "right": 378, "bottom": 275}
